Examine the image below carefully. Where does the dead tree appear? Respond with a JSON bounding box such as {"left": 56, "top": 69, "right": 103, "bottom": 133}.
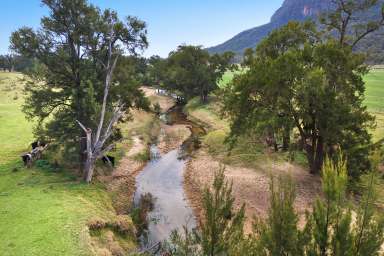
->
{"left": 74, "top": 10, "right": 148, "bottom": 183}
{"left": 76, "top": 36, "right": 125, "bottom": 183}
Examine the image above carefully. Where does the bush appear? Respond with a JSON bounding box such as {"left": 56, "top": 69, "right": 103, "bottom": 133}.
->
{"left": 131, "top": 193, "right": 155, "bottom": 236}
{"left": 153, "top": 102, "right": 161, "bottom": 115}
{"left": 164, "top": 167, "right": 246, "bottom": 256}
{"left": 87, "top": 217, "right": 107, "bottom": 231}
{"left": 203, "top": 130, "right": 227, "bottom": 155}
{"left": 251, "top": 156, "right": 384, "bottom": 255}
{"left": 164, "top": 155, "right": 384, "bottom": 255}
{"left": 87, "top": 215, "right": 136, "bottom": 238}
{"left": 132, "top": 149, "right": 150, "bottom": 162}
{"left": 108, "top": 215, "right": 136, "bottom": 237}
{"left": 35, "top": 159, "right": 60, "bottom": 172}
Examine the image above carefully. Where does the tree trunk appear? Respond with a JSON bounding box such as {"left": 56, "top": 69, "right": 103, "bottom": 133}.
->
{"left": 305, "top": 145, "right": 316, "bottom": 174}
{"left": 76, "top": 81, "right": 85, "bottom": 169}
{"left": 201, "top": 91, "right": 208, "bottom": 103}
{"left": 274, "top": 140, "right": 278, "bottom": 152}
{"left": 82, "top": 126, "right": 93, "bottom": 182}
{"left": 313, "top": 136, "right": 324, "bottom": 175}
{"left": 271, "top": 132, "right": 278, "bottom": 152}
{"left": 305, "top": 136, "right": 324, "bottom": 175}
{"left": 282, "top": 127, "right": 290, "bottom": 151}
{"left": 83, "top": 157, "right": 95, "bottom": 183}
{"left": 79, "top": 137, "right": 87, "bottom": 171}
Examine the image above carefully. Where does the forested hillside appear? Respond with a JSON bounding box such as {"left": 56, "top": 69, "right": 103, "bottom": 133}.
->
{"left": 208, "top": 0, "right": 384, "bottom": 63}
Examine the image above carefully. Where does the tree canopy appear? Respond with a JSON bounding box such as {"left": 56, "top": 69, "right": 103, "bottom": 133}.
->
{"left": 0, "top": 54, "right": 35, "bottom": 72}
{"left": 10, "top": 0, "right": 148, "bottom": 165}
{"left": 223, "top": 0, "right": 384, "bottom": 177}
{"left": 164, "top": 45, "right": 234, "bottom": 103}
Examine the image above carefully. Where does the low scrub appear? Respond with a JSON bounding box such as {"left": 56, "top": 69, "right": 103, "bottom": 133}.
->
{"left": 203, "top": 130, "right": 266, "bottom": 168}
{"left": 131, "top": 193, "right": 155, "bottom": 236}
{"left": 165, "top": 156, "right": 384, "bottom": 255}
{"left": 132, "top": 149, "right": 150, "bottom": 163}
{"left": 88, "top": 215, "right": 136, "bottom": 237}
{"left": 87, "top": 215, "right": 137, "bottom": 255}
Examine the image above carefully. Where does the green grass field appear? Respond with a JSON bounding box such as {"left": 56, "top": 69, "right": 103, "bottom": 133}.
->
{"left": 219, "top": 67, "right": 245, "bottom": 87}
{"left": 364, "top": 69, "right": 384, "bottom": 112}
{"left": 364, "top": 69, "right": 384, "bottom": 140}
{"left": 0, "top": 72, "right": 120, "bottom": 256}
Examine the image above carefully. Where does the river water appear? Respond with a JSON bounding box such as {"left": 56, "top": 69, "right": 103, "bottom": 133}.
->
{"left": 133, "top": 105, "right": 205, "bottom": 247}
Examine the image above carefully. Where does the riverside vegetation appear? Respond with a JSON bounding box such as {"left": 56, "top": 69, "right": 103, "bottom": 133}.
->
{"left": 0, "top": 72, "right": 137, "bottom": 255}
{"left": 166, "top": 157, "right": 384, "bottom": 256}
{"left": 2, "top": 0, "right": 384, "bottom": 255}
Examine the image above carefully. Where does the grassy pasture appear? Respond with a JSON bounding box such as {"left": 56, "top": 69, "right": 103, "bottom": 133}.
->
{"left": 218, "top": 66, "right": 245, "bottom": 87}
{"left": 364, "top": 69, "right": 384, "bottom": 140}
{"left": 0, "top": 72, "right": 122, "bottom": 256}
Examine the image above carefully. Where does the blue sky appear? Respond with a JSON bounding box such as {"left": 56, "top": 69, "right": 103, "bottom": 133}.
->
{"left": 0, "top": 0, "right": 284, "bottom": 57}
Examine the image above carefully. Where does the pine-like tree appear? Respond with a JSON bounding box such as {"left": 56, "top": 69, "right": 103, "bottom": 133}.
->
{"left": 200, "top": 167, "right": 245, "bottom": 256}
{"left": 253, "top": 176, "right": 304, "bottom": 256}
{"left": 164, "top": 156, "right": 384, "bottom": 255}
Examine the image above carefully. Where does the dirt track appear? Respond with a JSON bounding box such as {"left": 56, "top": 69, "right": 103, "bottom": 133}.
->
{"left": 141, "top": 86, "right": 175, "bottom": 112}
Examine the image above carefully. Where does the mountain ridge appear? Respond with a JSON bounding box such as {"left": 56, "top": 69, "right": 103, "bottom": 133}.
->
{"left": 207, "top": 0, "right": 384, "bottom": 63}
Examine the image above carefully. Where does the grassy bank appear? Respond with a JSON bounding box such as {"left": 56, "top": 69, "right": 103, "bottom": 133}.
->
{"left": 0, "top": 72, "right": 136, "bottom": 255}
{"left": 186, "top": 69, "right": 384, "bottom": 168}
{"left": 184, "top": 96, "right": 307, "bottom": 170}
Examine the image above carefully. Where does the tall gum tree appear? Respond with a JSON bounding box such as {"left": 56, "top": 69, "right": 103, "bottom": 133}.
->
{"left": 165, "top": 45, "right": 235, "bottom": 103}
{"left": 11, "top": 0, "right": 148, "bottom": 181}
{"left": 223, "top": 0, "right": 384, "bottom": 176}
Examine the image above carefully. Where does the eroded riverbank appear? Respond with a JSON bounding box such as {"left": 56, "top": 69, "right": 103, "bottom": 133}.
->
{"left": 132, "top": 104, "right": 205, "bottom": 248}
{"left": 183, "top": 97, "right": 322, "bottom": 234}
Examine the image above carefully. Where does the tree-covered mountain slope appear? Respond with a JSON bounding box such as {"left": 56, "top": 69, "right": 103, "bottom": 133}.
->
{"left": 207, "top": 0, "right": 384, "bottom": 63}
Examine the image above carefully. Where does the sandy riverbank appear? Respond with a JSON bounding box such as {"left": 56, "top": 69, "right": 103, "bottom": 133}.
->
{"left": 184, "top": 146, "right": 321, "bottom": 234}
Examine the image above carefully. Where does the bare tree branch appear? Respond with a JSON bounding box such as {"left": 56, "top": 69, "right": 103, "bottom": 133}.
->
{"left": 94, "top": 35, "right": 119, "bottom": 145}
{"left": 96, "top": 143, "right": 116, "bottom": 159}
{"left": 76, "top": 120, "right": 88, "bottom": 133}
{"left": 94, "top": 102, "right": 125, "bottom": 152}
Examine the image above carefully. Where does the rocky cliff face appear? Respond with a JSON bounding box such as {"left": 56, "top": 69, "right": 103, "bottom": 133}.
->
{"left": 207, "top": 0, "right": 384, "bottom": 63}
{"left": 271, "top": 0, "right": 331, "bottom": 24}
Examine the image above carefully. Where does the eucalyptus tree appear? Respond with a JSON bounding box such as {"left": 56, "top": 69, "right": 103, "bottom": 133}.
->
{"left": 223, "top": 0, "right": 384, "bottom": 177}
{"left": 11, "top": 0, "right": 148, "bottom": 181}
{"left": 0, "top": 54, "right": 16, "bottom": 72}
{"left": 165, "top": 45, "right": 234, "bottom": 103}
{"left": 147, "top": 55, "right": 167, "bottom": 88}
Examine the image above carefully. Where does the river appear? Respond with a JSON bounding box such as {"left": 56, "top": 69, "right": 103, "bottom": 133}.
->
{"left": 133, "top": 105, "right": 205, "bottom": 248}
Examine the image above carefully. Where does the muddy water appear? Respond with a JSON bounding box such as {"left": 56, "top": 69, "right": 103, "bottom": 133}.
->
{"left": 133, "top": 105, "right": 205, "bottom": 246}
